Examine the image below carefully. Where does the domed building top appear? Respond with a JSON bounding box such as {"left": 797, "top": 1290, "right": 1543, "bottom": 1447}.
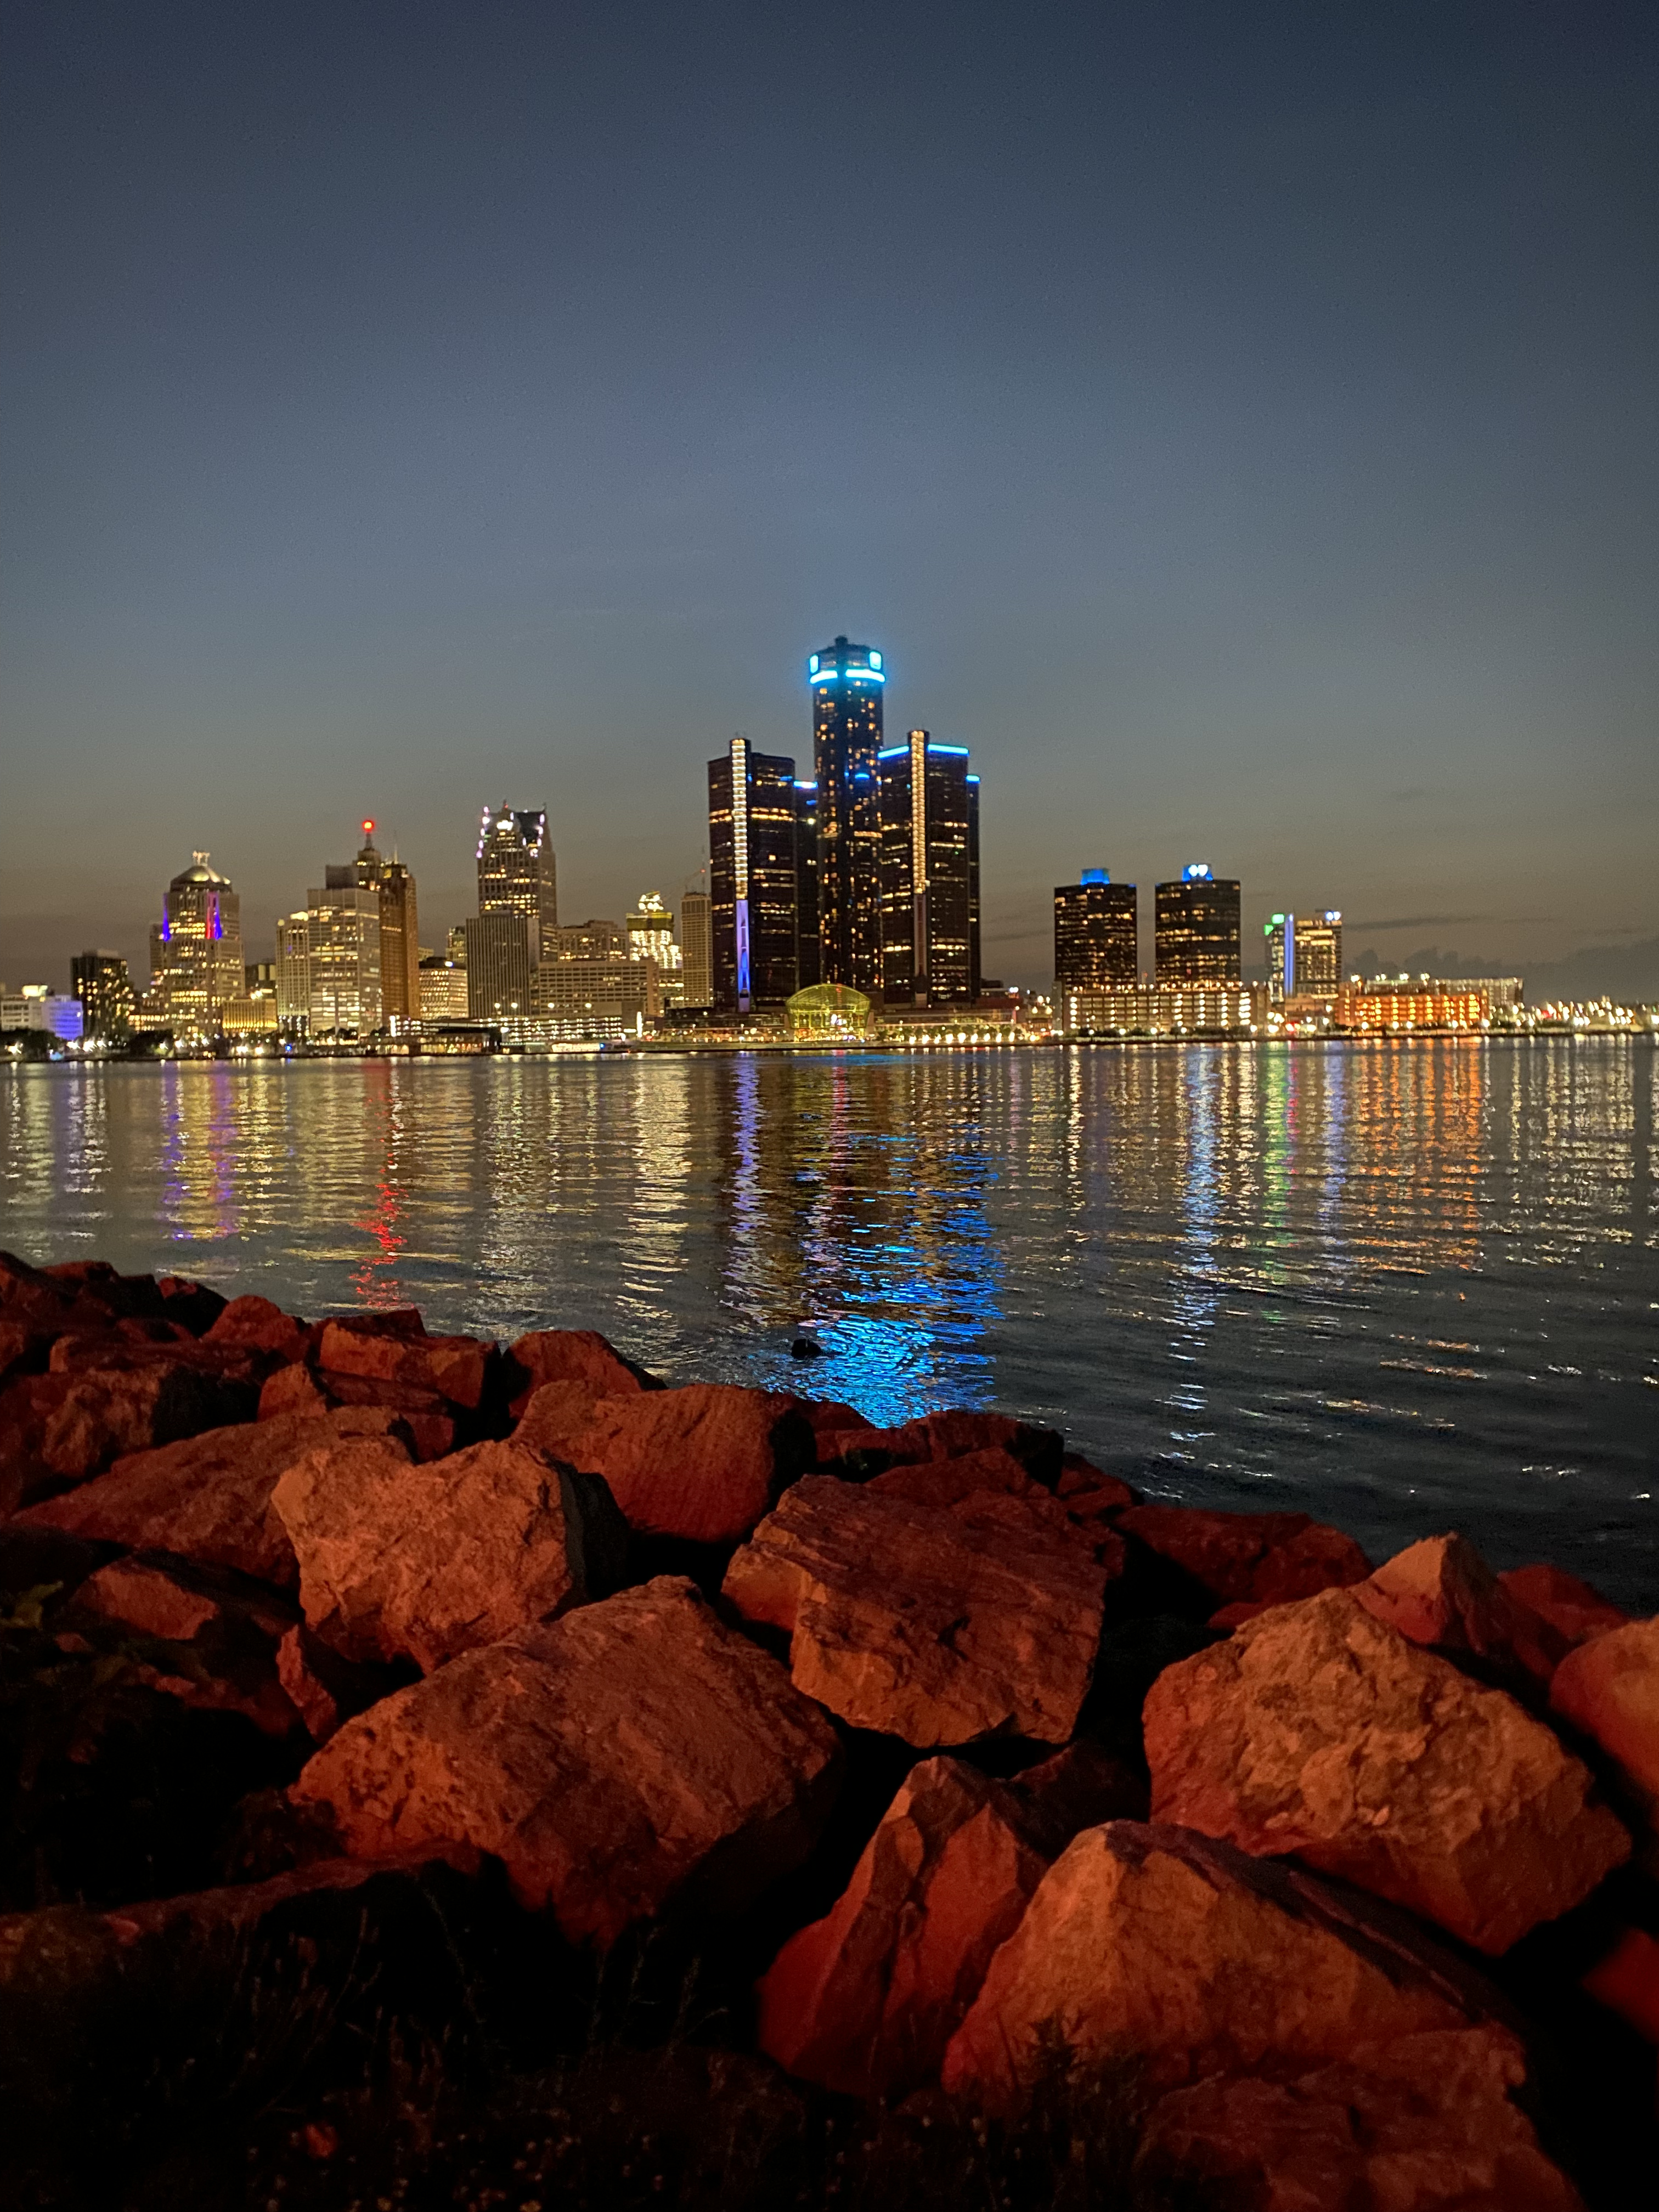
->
{"left": 172, "top": 850, "right": 230, "bottom": 888}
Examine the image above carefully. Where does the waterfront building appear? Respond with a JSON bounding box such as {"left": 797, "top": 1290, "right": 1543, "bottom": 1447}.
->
{"left": 417, "top": 956, "right": 470, "bottom": 1022}
{"left": 1063, "top": 984, "right": 1264, "bottom": 1035}
{"left": 463, "top": 912, "right": 536, "bottom": 1023}
{"left": 1265, "top": 910, "right": 1343, "bottom": 1004}
{"left": 809, "top": 637, "right": 885, "bottom": 992}
{"left": 1154, "top": 864, "right": 1241, "bottom": 983}
{"left": 967, "top": 774, "right": 981, "bottom": 999}
{"left": 143, "top": 854, "right": 246, "bottom": 1034}
{"left": 1451, "top": 977, "right": 1523, "bottom": 1011}
{"left": 877, "top": 731, "right": 976, "bottom": 1007}
{"left": 305, "top": 843, "right": 383, "bottom": 1038}
{"left": 275, "top": 915, "right": 311, "bottom": 1031}
{"left": 1, "top": 984, "right": 83, "bottom": 1042}
{"left": 626, "top": 893, "right": 684, "bottom": 1008}
{"left": 477, "top": 806, "right": 556, "bottom": 956}
{"left": 375, "top": 847, "right": 421, "bottom": 1029}
{"left": 708, "top": 736, "right": 800, "bottom": 1014}
{"left": 1054, "top": 871, "right": 1137, "bottom": 991}
{"left": 786, "top": 982, "right": 873, "bottom": 1040}
{"left": 540, "top": 957, "right": 661, "bottom": 1039}
{"left": 1337, "top": 979, "right": 1491, "bottom": 1031}
{"left": 679, "top": 890, "right": 714, "bottom": 1010}
{"left": 794, "top": 781, "right": 821, "bottom": 989}
{"left": 70, "top": 951, "right": 136, "bottom": 1042}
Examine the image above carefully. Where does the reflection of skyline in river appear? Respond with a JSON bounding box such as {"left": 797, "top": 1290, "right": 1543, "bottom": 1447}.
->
{"left": 1, "top": 1041, "right": 1653, "bottom": 1597}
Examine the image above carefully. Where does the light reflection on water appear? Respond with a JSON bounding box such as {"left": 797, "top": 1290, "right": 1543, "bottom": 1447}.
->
{"left": 2, "top": 1041, "right": 1655, "bottom": 1601}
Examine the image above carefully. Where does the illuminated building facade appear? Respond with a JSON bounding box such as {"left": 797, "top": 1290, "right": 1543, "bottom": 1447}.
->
{"left": 477, "top": 807, "right": 556, "bottom": 957}
{"left": 144, "top": 855, "right": 246, "bottom": 1033}
{"left": 679, "top": 891, "right": 714, "bottom": 1009}
{"left": 794, "top": 781, "right": 821, "bottom": 989}
{"left": 276, "top": 915, "right": 310, "bottom": 1029}
{"left": 625, "top": 893, "right": 683, "bottom": 1005}
{"left": 358, "top": 820, "right": 420, "bottom": 1030}
{"left": 544, "top": 919, "right": 627, "bottom": 962}
{"left": 1054, "top": 871, "right": 1137, "bottom": 991}
{"left": 810, "top": 636, "right": 885, "bottom": 992}
{"left": 1, "top": 985, "right": 83, "bottom": 1042}
{"left": 1154, "top": 864, "right": 1241, "bottom": 983}
{"left": 1265, "top": 910, "right": 1343, "bottom": 1004}
{"left": 540, "top": 957, "right": 661, "bottom": 1038}
{"left": 708, "top": 736, "right": 800, "bottom": 1013}
{"left": 70, "top": 950, "right": 136, "bottom": 1042}
{"left": 462, "top": 912, "right": 536, "bottom": 1022}
{"left": 1336, "top": 980, "right": 1490, "bottom": 1031}
{"left": 1064, "top": 985, "right": 1264, "bottom": 1035}
{"left": 417, "top": 957, "right": 469, "bottom": 1022}
{"left": 305, "top": 837, "right": 383, "bottom": 1037}
{"left": 878, "top": 731, "right": 975, "bottom": 1006}
{"left": 967, "top": 774, "right": 981, "bottom": 998}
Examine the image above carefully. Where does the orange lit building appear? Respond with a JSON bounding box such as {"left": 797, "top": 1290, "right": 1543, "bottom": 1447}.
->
{"left": 1335, "top": 979, "right": 1489, "bottom": 1031}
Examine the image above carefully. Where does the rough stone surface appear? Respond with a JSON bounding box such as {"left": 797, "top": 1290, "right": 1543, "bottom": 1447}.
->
{"left": 1056, "top": 1452, "right": 1138, "bottom": 1508}
{"left": 503, "top": 1327, "right": 658, "bottom": 1414}
{"left": 203, "top": 1295, "right": 311, "bottom": 1365}
{"left": 1549, "top": 1615, "right": 1659, "bottom": 1835}
{"left": 15, "top": 1409, "right": 413, "bottom": 1586}
{"left": 941, "top": 1819, "right": 1516, "bottom": 2113}
{"left": 514, "top": 1380, "right": 814, "bottom": 1545}
{"left": 723, "top": 1475, "right": 1108, "bottom": 1746}
{"left": 315, "top": 1316, "right": 492, "bottom": 1410}
{"left": 292, "top": 1576, "right": 842, "bottom": 1948}
{"left": 1117, "top": 1503, "right": 1371, "bottom": 1610}
{"left": 757, "top": 1757, "right": 1049, "bottom": 2097}
{"left": 1357, "top": 1532, "right": 1567, "bottom": 1689}
{"left": 1136, "top": 2028, "right": 1585, "bottom": 2211}
{"left": 257, "top": 1361, "right": 456, "bottom": 1460}
{"left": 275, "top": 1624, "right": 396, "bottom": 1743}
{"left": 1144, "top": 1588, "right": 1630, "bottom": 1953}
{"left": 0, "top": 1361, "right": 258, "bottom": 1513}
{"left": 273, "top": 1435, "right": 628, "bottom": 1671}
{"left": 1502, "top": 1564, "right": 1629, "bottom": 1650}
{"left": 63, "top": 1550, "right": 302, "bottom": 1734}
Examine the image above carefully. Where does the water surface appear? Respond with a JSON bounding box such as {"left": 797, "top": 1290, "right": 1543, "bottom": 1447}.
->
{"left": 3, "top": 1041, "right": 1655, "bottom": 1602}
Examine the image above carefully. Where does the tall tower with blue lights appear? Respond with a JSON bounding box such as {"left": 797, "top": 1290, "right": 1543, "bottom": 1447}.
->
{"left": 809, "top": 636, "right": 885, "bottom": 993}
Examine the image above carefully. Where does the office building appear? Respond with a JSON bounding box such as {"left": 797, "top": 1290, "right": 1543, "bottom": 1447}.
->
{"left": 1054, "top": 871, "right": 1137, "bottom": 991}
{"left": 445, "top": 924, "right": 469, "bottom": 966}
{"left": 143, "top": 854, "right": 246, "bottom": 1034}
{"left": 1265, "top": 911, "right": 1344, "bottom": 1004}
{"left": 463, "top": 912, "right": 536, "bottom": 1023}
{"left": 417, "top": 957, "right": 470, "bottom": 1022}
{"left": 679, "top": 890, "right": 714, "bottom": 1010}
{"left": 1154, "top": 864, "right": 1242, "bottom": 983}
{"left": 708, "top": 736, "right": 800, "bottom": 1013}
{"left": 477, "top": 806, "right": 556, "bottom": 957}
{"left": 810, "top": 636, "right": 885, "bottom": 992}
{"left": 275, "top": 915, "right": 311, "bottom": 1030}
{"left": 1336, "top": 980, "right": 1489, "bottom": 1032}
{"left": 544, "top": 918, "right": 628, "bottom": 962}
{"left": 371, "top": 833, "right": 421, "bottom": 1029}
{"left": 540, "top": 957, "right": 661, "bottom": 1039}
{"left": 627, "top": 893, "right": 683, "bottom": 1006}
{"left": 70, "top": 951, "right": 136, "bottom": 1042}
{"left": 305, "top": 838, "right": 383, "bottom": 1038}
{"left": 1063, "top": 985, "right": 1265, "bottom": 1036}
{"left": 1, "top": 985, "right": 83, "bottom": 1042}
{"left": 794, "top": 781, "right": 821, "bottom": 989}
{"left": 878, "top": 730, "right": 977, "bottom": 1006}
{"left": 967, "top": 774, "right": 981, "bottom": 1000}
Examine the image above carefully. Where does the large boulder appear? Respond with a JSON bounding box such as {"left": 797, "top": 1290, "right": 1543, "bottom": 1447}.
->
{"left": 1136, "top": 2028, "right": 1584, "bottom": 2211}
{"left": 291, "top": 1577, "right": 842, "bottom": 1948}
{"left": 1143, "top": 1588, "right": 1630, "bottom": 1953}
{"left": 62, "top": 1551, "right": 302, "bottom": 1735}
{"left": 1549, "top": 1615, "right": 1659, "bottom": 1838}
{"left": 272, "top": 1435, "right": 628, "bottom": 1672}
{"left": 0, "top": 1361, "right": 258, "bottom": 1514}
{"left": 1356, "top": 1532, "right": 1566, "bottom": 1689}
{"left": 503, "top": 1327, "right": 658, "bottom": 1415}
{"left": 723, "top": 1475, "right": 1109, "bottom": 1746}
{"left": 940, "top": 1819, "right": 1519, "bottom": 2114}
{"left": 515, "top": 1381, "right": 815, "bottom": 1545}
{"left": 757, "top": 1758, "right": 1049, "bottom": 2097}
{"left": 314, "top": 1315, "right": 492, "bottom": 1411}
{"left": 13, "top": 1408, "right": 414, "bottom": 1586}
{"left": 1115, "top": 1502, "right": 1370, "bottom": 1617}
{"left": 202, "top": 1295, "right": 311, "bottom": 1365}
{"left": 1501, "top": 1564, "right": 1629, "bottom": 1650}
{"left": 815, "top": 1408, "right": 1064, "bottom": 1486}
{"left": 257, "top": 1361, "right": 457, "bottom": 1460}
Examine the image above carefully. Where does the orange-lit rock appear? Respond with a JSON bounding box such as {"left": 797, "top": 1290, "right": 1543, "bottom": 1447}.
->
{"left": 203, "top": 1295, "right": 311, "bottom": 1365}
{"left": 1501, "top": 1563, "right": 1629, "bottom": 1649}
{"left": 1357, "top": 1532, "right": 1566, "bottom": 1689}
{"left": 0, "top": 1360, "right": 258, "bottom": 1512}
{"left": 315, "top": 1316, "right": 492, "bottom": 1411}
{"left": 1550, "top": 1614, "right": 1659, "bottom": 1836}
{"left": 1116, "top": 1502, "right": 1370, "bottom": 1609}
{"left": 292, "top": 1577, "right": 840, "bottom": 1948}
{"left": 503, "top": 1327, "right": 658, "bottom": 1415}
{"left": 257, "top": 1362, "right": 456, "bottom": 1460}
{"left": 1144, "top": 1588, "right": 1629, "bottom": 1953}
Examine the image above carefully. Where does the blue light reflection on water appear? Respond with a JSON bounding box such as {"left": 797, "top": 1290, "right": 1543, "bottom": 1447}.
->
{"left": 1, "top": 1041, "right": 1655, "bottom": 1601}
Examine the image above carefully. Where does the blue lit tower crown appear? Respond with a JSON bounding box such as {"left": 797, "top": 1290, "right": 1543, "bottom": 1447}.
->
{"left": 808, "top": 637, "right": 885, "bottom": 994}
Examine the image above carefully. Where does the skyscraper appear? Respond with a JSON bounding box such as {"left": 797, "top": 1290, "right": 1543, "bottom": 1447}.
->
{"left": 679, "top": 890, "right": 714, "bottom": 1010}
{"left": 626, "top": 892, "right": 683, "bottom": 1005}
{"left": 708, "top": 736, "right": 800, "bottom": 1013}
{"left": 276, "top": 914, "right": 311, "bottom": 1031}
{"left": 1266, "top": 910, "right": 1344, "bottom": 1002}
{"left": 70, "top": 950, "right": 136, "bottom": 1042}
{"left": 352, "top": 820, "right": 421, "bottom": 1029}
{"left": 966, "top": 773, "right": 981, "bottom": 1000}
{"left": 794, "top": 780, "right": 821, "bottom": 989}
{"left": 1155, "top": 864, "right": 1242, "bottom": 983}
{"left": 1054, "top": 870, "right": 1138, "bottom": 990}
{"left": 477, "top": 807, "right": 556, "bottom": 955}
{"left": 306, "top": 834, "right": 383, "bottom": 1037}
{"left": 143, "top": 855, "right": 246, "bottom": 1033}
{"left": 809, "top": 636, "right": 885, "bottom": 992}
{"left": 462, "top": 913, "right": 535, "bottom": 1023}
{"left": 878, "top": 730, "right": 976, "bottom": 1006}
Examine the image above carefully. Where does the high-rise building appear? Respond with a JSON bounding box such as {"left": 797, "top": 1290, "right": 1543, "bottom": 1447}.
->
{"left": 462, "top": 912, "right": 536, "bottom": 1023}
{"left": 810, "top": 636, "right": 885, "bottom": 992}
{"left": 0, "top": 985, "right": 83, "bottom": 1042}
{"left": 794, "top": 781, "right": 821, "bottom": 989}
{"left": 878, "top": 731, "right": 976, "bottom": 1006}
{"left": 417, "top": 957, "right": 470, "bottom": 1023}
{"left": 1265, "top": 910, "right": 1344, "bottom": 1003}
{"left": 679, "top": 890, "right": 713, "bottom": 1010}
{"left": 351, "top": 820, "right": 420, "bottom": 1029}
{"left": 966, "top": 774, "right": 982, "bottom": 1001}
{"left": 708, "top": 736, "right": 800, "bottom": 1013}
{"left": 306, "top": 838, "right": 383, "bottom": 1037}
{"left": 276, "top": 914, "right": 311, "bottom": 1031}
{"left": 70, "top": 950, "right": 136, "bottom": 1042}
{"left": 477, "top": 806, "right": 556, "bottom": 956}
{"left": 540, "top": 958, "right": 661, "bottom": 1038}
{"left": 626, "top": 893, "right": 683, "bottom": 1006}
{"left": 143, "top": 854, "right": 246, "bottom": 1034}
{"left": 1054, "top": 871, "right": 1138, "bottom": 990}
{"left": 1154, "top": 864, "right": 1242, "bottom": 983}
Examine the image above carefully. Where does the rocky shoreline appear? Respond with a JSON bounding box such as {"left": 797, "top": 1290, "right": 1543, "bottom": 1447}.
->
{"left": 1, "top": 1249, "right": 1654, "bottom": 2209}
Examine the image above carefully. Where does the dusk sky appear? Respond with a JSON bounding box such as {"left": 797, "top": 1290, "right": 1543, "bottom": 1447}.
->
{"left": 4, "top": 1, "right": 1656, "bottom": 996}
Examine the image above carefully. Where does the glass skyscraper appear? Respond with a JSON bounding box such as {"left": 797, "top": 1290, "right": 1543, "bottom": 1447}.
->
{"left": 878, "top": 730, "right": 977, "bottom": 1006}
{"left": 1054, "top": 870, "right": 1138, "bottom": 989}
{"left": 809, "top": 636, "right": 885, "bottom": 993}
{"left": 477, "top": 806, "right": 557, "bottom": 953}
{"left": 707, "top": 737, "right": 800, "bottom": 1013}
{"left": 1154, "top": 864, "right": 1242, "bottom": 983}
